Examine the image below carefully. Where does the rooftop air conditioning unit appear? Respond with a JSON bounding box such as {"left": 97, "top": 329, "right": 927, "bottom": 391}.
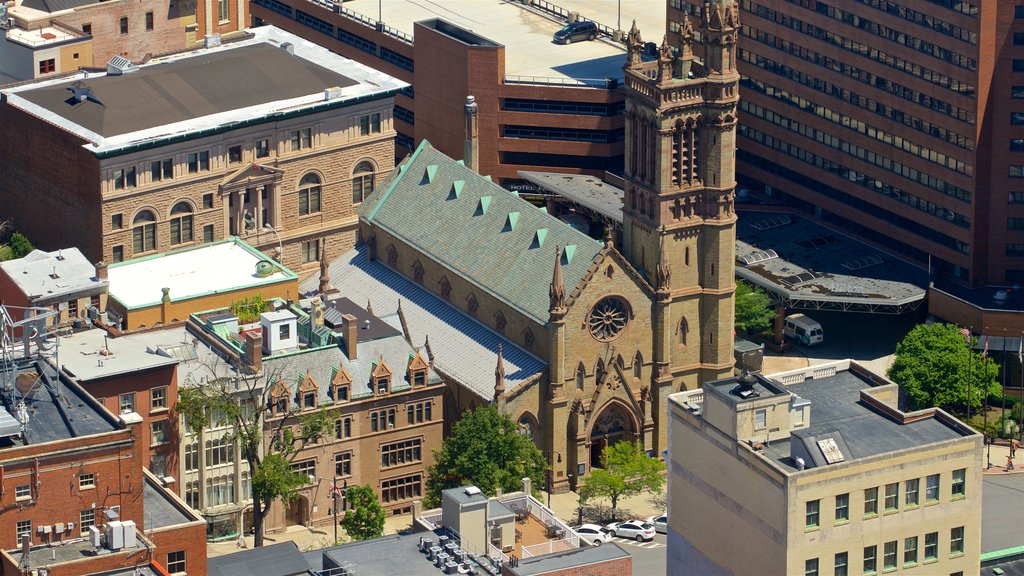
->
{"left": 87, "top": 526, "right": 102, "bottom": 547}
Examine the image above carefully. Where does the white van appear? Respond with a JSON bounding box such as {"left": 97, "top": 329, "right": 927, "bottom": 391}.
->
{"left": 783, "top": 314, "right": 824, "bottom": 346}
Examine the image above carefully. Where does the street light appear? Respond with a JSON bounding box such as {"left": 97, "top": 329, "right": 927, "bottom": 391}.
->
{"left": 263, "top": 223, "right": 283, "bottom": 264}
{"left": 332, "top": 478, "right": 347, "bottom": 544}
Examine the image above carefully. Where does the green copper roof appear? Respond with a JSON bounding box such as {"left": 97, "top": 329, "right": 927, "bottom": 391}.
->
{"left": 359, "top": 140, "right": 603, "bottom": 323}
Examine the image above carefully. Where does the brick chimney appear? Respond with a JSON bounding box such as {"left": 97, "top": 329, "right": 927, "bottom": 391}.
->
{"left": 464, "top": 95, "right": 479, "bottom": 173}
{"left": 95, "top": 261, "right": 108, "bottom": 281}
{"left": 340, "top": 314, "right": 358, "bottom": 360}
{"left": 244, "top": 331, "right": 262, "bottom": 373}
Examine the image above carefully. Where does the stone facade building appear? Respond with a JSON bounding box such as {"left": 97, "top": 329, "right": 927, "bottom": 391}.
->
{"left": 323, "top": 4, "right": 739, "bottom": 490}
{"left": 0, "top": 26, "right": 406, "bottom": 277}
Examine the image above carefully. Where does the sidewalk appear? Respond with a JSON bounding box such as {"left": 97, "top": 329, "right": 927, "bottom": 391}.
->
{"left": 546, "top": 488, "right": 665, "bottom": 526}
{"left": 207, "top": 513, "right": 416, "bottom": 558}
{"left": 983, "top": 442, "right": 1024, "bottom": 475}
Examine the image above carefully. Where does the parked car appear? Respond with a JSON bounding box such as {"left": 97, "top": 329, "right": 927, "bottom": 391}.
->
{"left": 604, "top": 520, "right": 656, "bottom": 542}
{"left": 573, "top": 523, "right": 613, "bottom": 547}
{"left": 553, "top": 20, "right": 598, "bottom": 44}
{"left": 646, "top": 514, "right": 668, "bottom": 534}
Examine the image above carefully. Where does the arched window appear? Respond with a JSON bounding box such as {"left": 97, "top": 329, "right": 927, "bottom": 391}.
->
{"left": 575, "top": 364, "right": 585, "bottom": 390}
{"left": 412, "top": 260, "right": 425, "bottom": 284}
{"left": 679, "top": 317, "right": 689, "bottom": 346}
{"left": 386, "top": 245, "right": 398, "bottom": 267}
{"left": 352, "top": 161, "right": 375, "bottom": 205}
{"left": 466, "top": 294, "right": 479, "bottom": 317}
{"left": 518, "top": 413, "right": 537, "bottom": 440}
{"left": 298, "top": 173, "right": 321, "bottom": 215}
{"left": 632, "top": 353, "right": 642, "bottom": 380}
{"left": 495, "top": 311, "right": 507, "bottom": 334}
{"left": 132, "top": 210, "right": 156, "bottom": 254}
{"left": 169, "top": 202, "right": 193, "bottom": 245}
{"left": 522, "top": 328, "right": 535, "bottom": 350}
{"left": 439, "top": 277, "right": 452, "bottom": 300}
{"left": 595, "top": 359, "right": 605, "bottom": 387}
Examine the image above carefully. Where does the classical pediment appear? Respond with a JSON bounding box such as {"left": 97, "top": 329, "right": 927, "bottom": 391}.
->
{"left": 220, "top": 162, "right": 285, "bottom": 187}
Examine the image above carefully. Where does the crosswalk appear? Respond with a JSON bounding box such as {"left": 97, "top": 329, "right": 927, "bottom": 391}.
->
{"left": 611, "top": 536, "right": 665, "bottom": 549}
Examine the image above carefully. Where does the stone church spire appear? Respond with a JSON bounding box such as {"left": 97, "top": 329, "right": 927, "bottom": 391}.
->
{"left": 494, "top": 343, "right": 506, "bottom": 400}
{"left": 549, "top": 246, "right": 566, "bottom": 316}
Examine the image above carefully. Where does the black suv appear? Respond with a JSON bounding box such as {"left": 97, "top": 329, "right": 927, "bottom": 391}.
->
{"left": 553, "top": 20, "right": 598, "bottom": 44}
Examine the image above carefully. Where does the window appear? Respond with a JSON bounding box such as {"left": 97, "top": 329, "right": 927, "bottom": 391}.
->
{"left": 904, "top": 536, "right": 918, "bottom": 566}
{"left": 926, "top": 474, "right": 940, "bottom": 502}
{"left": 381, "top": 474, "right": 421, "bottom": 503}
{"left": 279, "top": 324, "right": 290, "bottom": 340}
{"left": 80, "top": 508, "right": 95, "bottom": 534}
{"left": 834, "top": 493, "right": 849, "bottom": 523}
{"left": 16, "top": 520, "right": 31, "bottom": 546}
{"left": 291, "top": 459, "right": 316, "bottom": 480}
{"left": 381, "top": 438, "right": 422, "bottom": 468}
{"left": 205, "top": 437, "right": 233, "bottom": 466}
{"left": 114, "top": 167, "right": 137, "bottom": 190}
{"left": 1014, "top": 113, "right": 1024, "bottom": 125}
{"left": 884, "top": 482, "right": 898, "bottom": 511}
{"left": 298, "top": 173, "right": 321, "bottom": 215}
{"left": 203, "top": 224, "right": 214, "bottom": 243}
{"left": 905, "top": 478, "right": 919, "bottom": 507}
{"left": 82, "top": 23, "right": 91, "bottom": 34}
{"left": 883, "top": 541, "right": 897, "bottom": 570}
{"left": 1012, "top": 139, "right": 1024, "bottom": 152}
{"left": 950, "top": 526, "right": 965, "bottom": 556}
{"left": 334, "top": 385, "right": 349, "bottom": 403}
{"left": 119, "top": 16, "right": 128, "bottom": 34}
{"left": 79, "top": 472, "right": 95, "bottom": 490}
{"left": 218, "top": 0, "right": 229, "bottom": 21}
{"left": 370, "top": 408, "right": 395, "bottom": 432}
{"left": 170, "top": 202, "right": 194, "bottom": 245}
{"left": 1014, "top": 86, "right": 1024, "bottom": 99}
{"left": 184, "top": 442, "right": 199, "bottom": 472}
{"left": 228, "top": 145, "right": 242, "bottom": 163}
{"left": 352, "top": 161, "right": 375, "bottom": 204}
{"left": 15, "top": 484, "right": 30, "bottom": 500}
{"left": 112, "top": 246, "right": 124, "bottom": 263}
{"left": 834, "top": 552, "right": 847, "bottom": 576}
{"left": 1013, "top": 59, "right": 1024, "bottom": 72}
{"left": 167, "top": 550, "right": 186, "bottom": 574}
{"left": 301, "top": 240, "right": 319, "bottom": 263}
{"left": 206, "top": 474, "right": 235, "bottom": 506}
{"left": 951, "top": 468, "right": 965, "bottom": 497}
{"left": 151, "top": 158, "right": 173, "bottom": 182}
{"left": 119, "top": 392, "right": 136, "bottom": 414}
{"left": 805, "top": 558, "right": 818, "bottom": 576}
{"left": 1018, "top": 6, "right": 1024, "bottom": 18}
{"left": 335, "top": 417, "right": 352, "bottom": 439}
{"left": 302, "top": 391, "right": 315, "bottom": 409}
{"left": 864, "top": 487, "right": 878, "bottom": 516}
{"left": 864, "top": 545, "right": 877, "bottom": 574}
{"left": 256, "top": 138, "right": 270, "bottom": 158}
{"left": 111, "top": 213, "right": 123, "bottom": 230}
{"left": 359, "top": 113, "right": 382, "bottom": 136}
{"left": 38, "top": 59, "right": 55, "bottom": 74}
{"left": 145, "top": 10, "right": 153, "bottom": 30}
{"left": 187, "top": 150, "right": 210, "bottom": 173}
{"left": 805, "top": 500, "right": 820, "bottom": 529}
{"left": 151, "top": 420, "right": 168, "bottom": 445}
{"left": 924, "top": 532, "right": 938, "bottom": 561}
{"left": 754, "top": 409, "right": 767, "bottom": 430}
{"left": 185, "top": 481, "right": 199, "bottom": 509}
{"left": 335, "top": 451, "right": 352, "bottom": 476}
{"left": 151, "top": 386, "right": 166, "bottom": 410}
{"left": 406, "top": 401, "right": 431, "bottom": 424}
{"left": 131, "top": 210, "right": 157, "bottom": 254}
{"left": 290, "top": 128, "right": 312, "bottom": 151}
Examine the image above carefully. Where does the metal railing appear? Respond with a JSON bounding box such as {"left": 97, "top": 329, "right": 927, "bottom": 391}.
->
{"left": 310, "top": 0, "right": 414, "bottom": 44}
{"left": 521, "top": 537, "right": 576, "bottom": 558}
{"left": 498, "top": 494, "right": 579, "bottom": 549}
{"left": 504, "top": 75, "right": 618, "bottom": 89}
{"left": 528, "top": 0, "right": 620, "bottom": 40}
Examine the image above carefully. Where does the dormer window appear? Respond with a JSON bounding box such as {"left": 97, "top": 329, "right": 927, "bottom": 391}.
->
{"left": 377, "top": 378, "right": 389, "bottom": 395}
{"left": 413, "top": 372, "right": 425, "bottom": 387}
{"left": 269, "top": 380, "right": 291, "bottom": 416}
{"left": 335, "top": 386, "right": 349, "bottom": 402}
{"left": 407, "top": 351, "right": 429, "bottom": 388}
{"left": 298, "top": 372, "right": 318, "bottom": 410}
{"left": 371, "top": 356, "right": 392, "bottom": 396}
{"left": 332, "top": 365, "right": 352, "bottom": 402}
{"left": 303, "top": 392, "right": 316, "bottom": 409}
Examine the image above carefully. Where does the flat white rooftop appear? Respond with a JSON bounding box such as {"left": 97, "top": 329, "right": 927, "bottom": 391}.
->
{"left": 107, "top": 239, "right": 295, "bottom": 309}
{"left": 4, "top": 26, "right": 81, "bottom": 48}
{"left": 340, "top": 0, "right": 666, "bottom": 80}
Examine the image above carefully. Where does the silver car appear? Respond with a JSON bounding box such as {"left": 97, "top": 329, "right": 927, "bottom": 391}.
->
{"left": 605, "top": 520, "right": 656, "bottom": 542}
{"left": 573, "top": 523, "right": 613, "bottom": 547}
{"left": 646, "top": 514, "right": 668, "bottom": 534}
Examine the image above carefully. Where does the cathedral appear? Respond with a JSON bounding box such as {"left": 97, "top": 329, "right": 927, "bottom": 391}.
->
{"left": 328, "top": 1, "right": 740, "bottom": 491}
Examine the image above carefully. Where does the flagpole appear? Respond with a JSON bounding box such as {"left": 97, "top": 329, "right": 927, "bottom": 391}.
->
{"left": 1002, "top": 328, "right": 1008, "bottom": 442}
{"left": 984, "top": 332, "right": 991, "bottom": 469}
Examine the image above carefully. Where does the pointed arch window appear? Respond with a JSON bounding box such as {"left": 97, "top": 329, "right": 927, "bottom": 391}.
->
{"left": 595, "top": 359, "right": 605, "bottom": 387}
{"left": 632, "top": 353, "right": 642, "bottom": 380}
{"left": 169, "top": 202, "right": 193, "bottom": 245}
{"left": 494, "top": 310, "right": 507, "bottom": 334}
{"left": 522, "top": 328, "right": 535, "bottom": 350}
{"left": 386, "top": 245, "right": 398, "bottom": 267}
{"left": 412, "top": 260, "right": 425, "bottom": 284}
{"left": 132, "top": 210, "right": 157, "bottom": 255}
{"left": 298, "top": 173, "right": 322, "bottom": 215}
{"left": 679, "top": 317, "right": 689, "bottom": 346}
{"left": 467, "top": 294, "right": 479, "bottom": 317}
{"left": 439, "top": 277, "right": 452, "bottom": 300}
{"left": 575, "top": 364, "right": 585, "bottom": 390}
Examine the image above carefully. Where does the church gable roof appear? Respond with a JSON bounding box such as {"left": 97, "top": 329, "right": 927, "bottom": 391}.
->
{"left": 360, "top": 141, "right": 603, "bottom": 323}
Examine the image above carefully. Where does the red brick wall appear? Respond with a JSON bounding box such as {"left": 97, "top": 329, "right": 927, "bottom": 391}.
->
{"left": 0, "top": 103, "right": 104, "bottom": 262}
{"left": 81, "top": 364, "right": 180, "bottom": 481}
{"left": 150, "top": 519, "right": 208, "bottom": 576}
{"left": 500, "top": 554, "right": 631, "bottom": 576}
{"left": 52, "top": 0, "right": 187, "bottom": 63}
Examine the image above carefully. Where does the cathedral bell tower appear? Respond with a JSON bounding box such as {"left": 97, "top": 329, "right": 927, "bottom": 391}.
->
{"left": 621, "top": 1, "right": 739, "bottom": 397}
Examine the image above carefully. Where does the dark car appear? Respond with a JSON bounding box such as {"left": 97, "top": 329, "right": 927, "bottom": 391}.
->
{"left": 553, "top": 20, "right": 598, "bottom": 44}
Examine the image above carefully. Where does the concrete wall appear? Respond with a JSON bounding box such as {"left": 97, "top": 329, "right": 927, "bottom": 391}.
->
{"left": 0, "top": 35, "right": 36, "bottom": 80}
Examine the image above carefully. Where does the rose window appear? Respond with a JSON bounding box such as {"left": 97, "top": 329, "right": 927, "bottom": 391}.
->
{"left": 588, "top": 297, "right": 628, "bottom": 341}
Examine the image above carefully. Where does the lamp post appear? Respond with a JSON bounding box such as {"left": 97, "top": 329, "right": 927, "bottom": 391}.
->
{"left": 262, "top": 223, "right": 283, "bottom": 264}
{"left": 546, "top": 451, "right": 562, "bottom": 508}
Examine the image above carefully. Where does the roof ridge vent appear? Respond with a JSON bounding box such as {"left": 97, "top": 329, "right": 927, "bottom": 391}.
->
{"left": 532, "top": 228, "right": 548, "bottom": 249}
{"left": 105, "top": 55, "right": 136, "bottom": 75}
{"left": 503, "top": 211, "right": 520, "bottom": 231}
{"left": 475, "top": 196, "right": 491, "bottom": 216}
{"left": 448, "top": 180, "right": 464, "bottom": 200}
{"left": 422, "top": 165, "right": 438, "bottom": 184}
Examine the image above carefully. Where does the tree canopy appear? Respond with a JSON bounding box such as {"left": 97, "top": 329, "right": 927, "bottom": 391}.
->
{"left": 424, "top": 405, "right": 545, "bottom": 508}
{"left": 340, "top": 484, "right": 385, "bottom": 541}
{"left": 734, "top": 279, "right": 774, "bottom": 334}
{"left": 579, "top": 441, "right": 665, "bottom": 515}
{"left": 8, "top": 233, "right": 33, "bottom": 259}
{"left": 887, "top": 323, "right": 1000, "bottom": 414}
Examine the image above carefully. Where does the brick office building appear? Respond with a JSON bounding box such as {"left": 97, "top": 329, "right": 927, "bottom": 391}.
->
{"left": 667, "top": 0, "right": 1024, "bottom": 327}
{"left": 250, "top": 0, "right": 635, "bottom": 188}
{"left": 0, "top": 0, "right": 249, "bottom": 82}
{"left": 0, "top": 26, "right": 406, "bottom": 276}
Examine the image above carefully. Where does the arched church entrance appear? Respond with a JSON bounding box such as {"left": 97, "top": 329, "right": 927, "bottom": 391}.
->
{"left": 589, "top": 402, "right": 636, "bottom": 469}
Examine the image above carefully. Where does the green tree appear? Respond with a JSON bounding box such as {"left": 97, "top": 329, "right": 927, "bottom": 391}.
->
{"left": 8, "top": 233, "right": 33, "bottom": 259}
{"left": 734, "top": 279, "right": 774, "bottom": 334}
{"left": 177, "top": 363, "right": 332, "bottom": 547}
{"left": 340, "top": 484, "right": 386, "bottom": 541}
{"left": 887, "top": 323, "right": 1000, "bottom": 414}
{"left": 425, "top": 405, "right": 545, "bottom": 508}
{"left": 579, "top": 441, "right": 665, "bottom": 516}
